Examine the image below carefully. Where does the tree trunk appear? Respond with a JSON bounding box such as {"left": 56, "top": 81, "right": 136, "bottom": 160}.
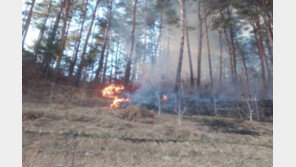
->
{"left": 154, "top": 10, "right": 163, "bottom": 65}
{"left": 167, "top": 27, "right": 171, "bottom": 61}
{"left": 33, "top": 0, "right": 53, "bottom": 62}
{"left": 204, "top": 14, "right": 213, "bottom": 85}
{"left": 109, "top": 40, "right": 115, "bottom": 82}
{"left": 218, "top": 30, "right": 223, "bottom": 83}
{"left": 114, "top": 39, "right": 121, "bottom": 81}
{"left": 246, "top": 99, "right": 253, "bottom": 122}
{"left": 64, "top": 11, "right": 73, "bottom": 44}
{"left": 174, "top": 0, "right": 185, "bottom": 92}
{"left": 124, "top": 0, "right": 138, "bottom": 87}
{"left": 221, "top": 11, "right": 235, "bottom": 83}
{"left": 22, "top": 0, "right": 36, "bottom": 49}
{"left": 253, "top": 18, "right": 267, "bottom": 83}
{"left": 265, "top": 36, "right": 273, "bottom": 64}
{"left": 68, "top": 0, "right": 88, "bottom": 78}
{"left": 227, "top": 8, "right": 237, "bottom": 80}
{"left": 143, "top": 0, "right": 148, "bottom": 63}
{"left": 102, "top": 39, "right": 110, "bottom": 86}
{"left": 185, "top": 26, "right": 194, "bottom": 88}
{"left": 43, "top": 0, "right": 65, "bottom": 79}
{"left": 223, "top": 28, "right": 235, "bottom": 83}
{"left": 76, "top": 0, "right": 101, "bottom": 86}
{"left": 132, "top": 41, "right": 138, "bottom": 80}
{"left": 262, "top": 13, "right": 273, "bottom": 49}
{"left": 95, "top": 1, "right": 113, "bottom": 82}
{"left": 53, "top": 0, "right": 71, "bottom": 83}
{"left": 151, "top": 27, "right": 157, "bottom": 65}
{"left": 22, "top": 2, "right": 31, "bottom": 29}
{"left": 196, "top": 1, "right": 203, "bottom": 87}
{"left": 236, "top": 40, "right": 249, "bottom": 84}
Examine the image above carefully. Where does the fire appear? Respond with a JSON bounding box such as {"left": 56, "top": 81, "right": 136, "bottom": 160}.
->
{"left": 162, "top": 94, "right": 168, "bottom": 101}
{"left": 101, "top": 84, "right": 130, "bottom": 109}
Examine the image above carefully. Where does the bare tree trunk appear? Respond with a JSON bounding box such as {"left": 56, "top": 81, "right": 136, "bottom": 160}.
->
{"left": 143, "top": 0, "right": 148, "bottom": 63}
{"left": 108, "top": 40, "right": 115, "bottom": 83}
{"left": 167, "top": 27, "right": 171, "bottom": 62}
{"left": 185, "top": 25, "right": 194, "bottom": 88}
{"left": 253, "top": 18, "right": 267, "bottom": 83}
{"left": 260, "top": 0, "right": 273, "bottom": 49}
{"left": 102, "top": 39, "right": 110, "bottom": 86}
{"left": 265, "top": 36, "right": 273, "bottom": 65}
{"left": 151, "top": 27, "right": 157, "bottom": 65}
{"left": 53, "top": 0, "right": 71, "bottom": 83}
{"left": 214, "top": 97, "right": 217, "bottom": 117}
{"left": 204, "top": 14, "right": 213, "bottom": 85}
{"left": 262, "top": 13, "right": 273, "bottom": 49}
{"left": 236, "top": 40, "right": 249, "bottom": 84}
{"left": 22, "top": 0, "right": 36, "bottom": 49}
{"left": 95, "top": 0, "right": 113, "bottom": 82}
{"left": 227, "top": 8, "right": 237, "bottom": 80}
{"left": 220, "top": 10, "right": 235, "bottom": 83}
{"left": 43, "top": 0, "right": 65, "bottom": 79}
{"left": 114, "top": 39, "right": 120, "bottom": 82}
{"left": 196, "top": 1, "right": 203, "bottom": 87}
{"left": 218, "top": 30, "right": 223, "bottom": 83}
{"left": 68, "top": 0, "right": 88, "bottom": 78}
{"left": 223, "top": 28, "right": 235, "bottom": 83}
{"left": 132, "top": 41, "right": 138, "bottom": 80}
{"left": 246, "top": 99, "right": 253, "bottom": 122}
{"left": 124, "top": 0, "right": 138, "bottom": 87}
{"left": 76, "top": 0, "right": 101, "bottom": 86}
{"left": 154, "top": 10, "right": 163, "bottom": 64}
{"left": 22, "top": 2, "right": 30, "bottom": 29}
{"left": 33, "top": 0, "right": 53, "bottom": 62}
{"left": 174, "top": 0, "right": 185, "bottom": 92}
{"left": 255, "top": 7, "right": 271, "bottom": 83}
{"left": 178, "top": 111, "right": 182, "bottom": 126}
{"left": 255, "top": 97, "right": 260, "bottom": 121}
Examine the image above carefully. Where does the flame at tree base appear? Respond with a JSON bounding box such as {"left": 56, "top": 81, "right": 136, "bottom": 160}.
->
{"left": 101, "top": 84, "right": 130, "bottom": 109}
{"left": 162, "top": 94, "right": 168, "bottom": 101}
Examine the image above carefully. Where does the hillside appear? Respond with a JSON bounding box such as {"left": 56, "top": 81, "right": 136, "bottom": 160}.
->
{"left": 23, "top": 101, "right": 272, "bottom": 167}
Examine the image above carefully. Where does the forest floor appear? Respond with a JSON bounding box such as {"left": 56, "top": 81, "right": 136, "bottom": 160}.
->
{"left": 22, "top": 101, "right": 273, "bottom": 167}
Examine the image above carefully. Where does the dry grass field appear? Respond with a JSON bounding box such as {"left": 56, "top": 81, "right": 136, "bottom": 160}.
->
{"left": 23, "top": 101, "right": 272, "bottom": 167}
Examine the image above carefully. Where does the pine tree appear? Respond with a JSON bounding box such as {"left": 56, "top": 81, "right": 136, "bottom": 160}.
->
{"left": 124, "top": 0, "right": 138, "bottom": 87}
{"left": 22, "top": 0, "right": 36, "bottom": 49}
{"left": 76, "top": 0, "right": 101, "bottom": 86}
{"left": 174, "top": 0, "right": 185, "bottom": 92}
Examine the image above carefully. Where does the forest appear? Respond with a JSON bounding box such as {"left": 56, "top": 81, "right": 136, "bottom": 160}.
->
{"left": 22, "top": 0, "right": 273, "bottom": 166}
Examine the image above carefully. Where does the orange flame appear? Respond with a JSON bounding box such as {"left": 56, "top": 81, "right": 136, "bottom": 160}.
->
{"left": 101, "top": 84, "right": 130, "bottom": 109}
{"left": 162, "top": 94, "right": 168, "bottom": 101}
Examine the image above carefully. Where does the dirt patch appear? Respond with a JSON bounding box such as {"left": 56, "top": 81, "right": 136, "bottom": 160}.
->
{"left": 23, "top": 111, "right": 44, "bottom": 121}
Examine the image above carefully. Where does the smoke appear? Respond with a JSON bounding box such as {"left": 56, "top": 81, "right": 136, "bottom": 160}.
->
{"left": 127, "top": 1, "right": 272, "bottom": 109}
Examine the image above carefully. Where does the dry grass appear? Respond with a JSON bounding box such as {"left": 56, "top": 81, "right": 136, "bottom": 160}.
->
{"left": 23, "top": 102, "right": 272, "bottom": 167}
{"left": 110, "top": 105, "right": 155, "bottom": 123}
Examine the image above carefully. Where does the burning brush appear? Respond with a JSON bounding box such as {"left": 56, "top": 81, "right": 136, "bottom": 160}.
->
{"left": 101, "top": 84, "right": 130, "bottom": 109}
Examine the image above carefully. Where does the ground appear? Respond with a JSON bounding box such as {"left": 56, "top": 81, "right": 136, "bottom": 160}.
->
{"left": 22, "top": 101, "right": 272, "bottom": 167}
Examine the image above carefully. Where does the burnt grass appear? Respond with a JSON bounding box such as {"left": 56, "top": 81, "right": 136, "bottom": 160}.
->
{"left": 199, "top": 119, "right": 259, "bottom": 136}
{"left": 144, "top": 99, "right": 273, "bottom": 122}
